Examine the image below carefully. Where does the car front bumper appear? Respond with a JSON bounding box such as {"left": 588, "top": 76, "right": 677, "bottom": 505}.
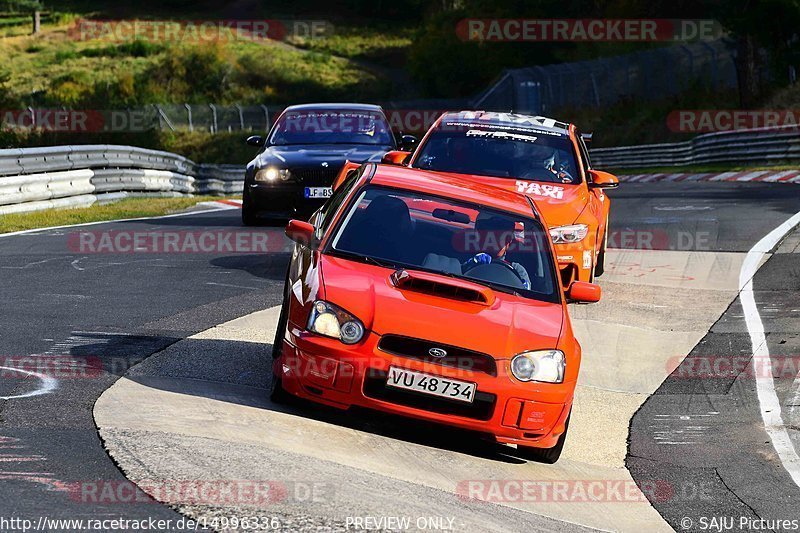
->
{"left": 247, "top": 182, "right": 328, "bottom": 219}
{"left": 275, "top": 328, "right": 574, "bottom": 449}
{"left": 554, "top": 240, "right": 596, "bottom": 283}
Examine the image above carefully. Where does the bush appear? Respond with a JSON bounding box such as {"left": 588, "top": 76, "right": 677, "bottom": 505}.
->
{"left": 45, "top": 72, "right": 94, "bottom": 107}
{"left": 145, "top": 43, "right": 234, "bottom": 103}
{"left": 81, "top": 40, "right": 165, "bottom": 58}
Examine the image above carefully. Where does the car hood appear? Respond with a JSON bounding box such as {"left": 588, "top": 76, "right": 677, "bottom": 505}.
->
{"left": 320, "top": 255, "right": 564, "bottom": 359}
{"left": 420, "top": 171, "right": 588, "bottom": 226}
{"left": 256, "top": 144, "right": 391, "bottom": 169}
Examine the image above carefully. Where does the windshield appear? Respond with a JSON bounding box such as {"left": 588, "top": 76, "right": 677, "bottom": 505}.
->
{"left": 269, "top": 109, "right": 394, "bottom": 146}
{"left": 413, "top": 122, "right": 580, "bottom": 184}
{"left": 330, "top": 186, "right": 559, "bottom": 303}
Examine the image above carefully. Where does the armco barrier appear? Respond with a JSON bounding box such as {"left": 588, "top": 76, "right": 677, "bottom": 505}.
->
{"left": 3, "top": 128, "right": 797, "bottom": 215}
{"left": 0, "top": 145, "right": 244, "bottom": 214}
{"left": 590, "top": 125, "right": 800, "bottom": 169}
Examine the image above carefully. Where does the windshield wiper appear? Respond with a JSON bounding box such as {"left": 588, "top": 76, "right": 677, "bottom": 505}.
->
{"left": 334, "top": 251, "right": 398, "bottom": 269}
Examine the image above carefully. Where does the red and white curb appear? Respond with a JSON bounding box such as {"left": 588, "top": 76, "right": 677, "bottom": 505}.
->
{"left": 620, "top": 170, "right": 800, "bottom": 184}
{"left": 197, "top": 199, "right": 243, "bottom": 209}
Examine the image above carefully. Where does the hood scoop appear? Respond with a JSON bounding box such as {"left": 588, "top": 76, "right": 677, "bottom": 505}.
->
{"left": 390, "top": 269, "right": 495, "bottom": 306}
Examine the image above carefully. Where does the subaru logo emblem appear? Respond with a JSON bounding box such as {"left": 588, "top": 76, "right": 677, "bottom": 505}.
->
{"left": 321, "top": 161, "right": 329, "bottom": 167}
{"left": 428, "top": 348, "right": 447, "bottom": 358}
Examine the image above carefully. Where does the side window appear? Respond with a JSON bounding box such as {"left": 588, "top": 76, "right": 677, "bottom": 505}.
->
{"left": 315, "top": 166, "right": 362, "bottom": 239}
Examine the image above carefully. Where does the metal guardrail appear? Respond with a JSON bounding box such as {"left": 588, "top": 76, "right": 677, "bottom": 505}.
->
{"left": 0, "top": 145, "right": 243, "bottom": 215}
{"left": 3, "top": 127, "right": 797, "bottom": 215}
{"left": 590, "top": 125, "right": 800, "bottom": 169}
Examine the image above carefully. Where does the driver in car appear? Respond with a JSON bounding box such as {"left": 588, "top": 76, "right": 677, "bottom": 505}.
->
{"left": 461, "top": 215, "right": 532, "bottom": 290}
{"left": 518, "top": 143, "right": 574, "bottom": 183}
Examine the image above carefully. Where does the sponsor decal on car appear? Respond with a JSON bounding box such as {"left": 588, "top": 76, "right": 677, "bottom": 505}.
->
{"left": 583, "top": 250, "right": 592, "bottom": 269}
{"left": 466, "top": 129, "right": 538, "bottom": 143}
{"left": 515, "top": 181, "right": 565, "bottom": 199}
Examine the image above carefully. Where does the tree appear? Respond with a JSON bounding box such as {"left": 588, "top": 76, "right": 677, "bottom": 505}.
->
{"left": 0, "top": 0, "right": 44, "bottom": 34}
{"left": 701, "top": 0, "right": 800, "bottom": 107}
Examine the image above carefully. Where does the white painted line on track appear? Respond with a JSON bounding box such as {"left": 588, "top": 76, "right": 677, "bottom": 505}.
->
{"left": 740, "top": 210, "right": 800, "bottom": 488}
{"left": 0, "top": 366, "right": 58, "bottom": 400}
{"left": 0, "top": 204, "right": 233, "bottom": 239}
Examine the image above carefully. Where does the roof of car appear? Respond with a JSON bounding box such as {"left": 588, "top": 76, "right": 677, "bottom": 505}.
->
{"left": 283, "top": 103, "right": 384, "bottom": 112}
{"left": 436, "top": 111, "right": 571, "bottom": 136}
{"left": 367, "top": 164, "right": 538, "bottom": 219}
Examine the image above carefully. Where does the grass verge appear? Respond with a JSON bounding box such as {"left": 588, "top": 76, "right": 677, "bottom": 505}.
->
{"left": 0, "top": 195, "right": 236, "bottom": 233}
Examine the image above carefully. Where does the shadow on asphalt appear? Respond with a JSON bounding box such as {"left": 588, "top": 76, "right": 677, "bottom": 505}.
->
{"left": 122, "top": 336, "right": 534, "bottom": 465}
{"left": 209, "top": 253, "right": 290, "bottom": 281}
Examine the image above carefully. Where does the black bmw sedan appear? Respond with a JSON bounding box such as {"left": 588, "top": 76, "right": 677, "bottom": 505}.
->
{"left": 242, "top": 103, "right": 413, "bottom": 225}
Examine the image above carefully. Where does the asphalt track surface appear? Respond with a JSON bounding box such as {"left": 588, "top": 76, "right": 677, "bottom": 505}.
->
{"left": 1, "top": 182, "right": 800, "bottom": 531}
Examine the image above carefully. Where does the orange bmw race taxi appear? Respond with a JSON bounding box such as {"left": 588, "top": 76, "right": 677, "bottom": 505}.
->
{"left": 377, "top": 111, "right": 619, "bottom": 285}
{"left": 271, "top": 162, "right": 601, "bottom": 463}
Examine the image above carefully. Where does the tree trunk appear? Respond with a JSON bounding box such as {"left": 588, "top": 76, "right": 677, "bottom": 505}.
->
{"left": 735, "top": 34, "right": 761, "bottom": 108}
{"left": 32, "top": 11, "right": 41, "bottom": 35}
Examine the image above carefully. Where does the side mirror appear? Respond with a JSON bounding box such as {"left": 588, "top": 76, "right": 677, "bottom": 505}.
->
{"left": 382, "top": 150, "right": 411, "bottom": 165}
{"left": 587, "top": 169, "right": 619, "bottom": 189}
{"left": 285, "top": 219, "right": 316, "bottom": 247}
{"left": 399, "top": 134, "right": 418, "bottom": 151}
{"left": 566, "top": 281, "right": 601, "bottom": 303}
{"left": 246, "top": 135, "right": 265, "bottom": 147}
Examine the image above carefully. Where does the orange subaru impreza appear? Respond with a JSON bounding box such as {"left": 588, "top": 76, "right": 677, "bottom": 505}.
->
{"left": 380, "top": 111, "right": 619, "bottom": 285}
{"left": 271, "top": 163, "right": 600, "bottom": 463}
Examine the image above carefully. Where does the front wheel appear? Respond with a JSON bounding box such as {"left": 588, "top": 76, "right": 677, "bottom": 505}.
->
{"left": 242, "top": 187, "right": 259, "bottom": 226}
{"left": 269, "top": 373, "right": 293, "bottom": 404}
{"left": 594, "top": 220, "right": 608, "bottom": 278}
{"left": 272, "top": 265, "right": 292, "bottom": 359}
{"left": 516, "top": 413, "right": 570, "bottom": 464}
{"left": 272, "top": 301, "right": 289, "bottom": 359}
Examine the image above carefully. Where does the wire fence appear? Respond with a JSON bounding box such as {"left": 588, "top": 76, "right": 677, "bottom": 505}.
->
{"left": 154, "top": 104, "right": 273, "bottom": 133}
{"left": 473, "top": 39, "right": 751, "bottom": 114}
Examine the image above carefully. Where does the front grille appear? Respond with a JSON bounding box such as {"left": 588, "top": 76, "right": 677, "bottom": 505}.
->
{"left": 363, "top": 370, "right": 496, "bottom": 421}
{"left": 291, "top": 167, "right": 340, "bottom": 185}
{"left": 378, "top": 335, "right": 498, "bottom": 376}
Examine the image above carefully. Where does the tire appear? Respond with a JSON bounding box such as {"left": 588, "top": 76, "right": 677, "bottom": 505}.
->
{"left": 269, "top": 372, "right": 293, "bottom": 404}
{"left": 241, "top": 187, "right": 259, "bottom": 226}
{"left": 272, "top": 301, "right": 289, "bottom": 359}
{"left": 594, "top": 220, "right": 608, "bottom": 278}
{"left": 272, "top": 266, "right": 292, "bottom": 359}
{"left": 269, "top": 265, "right": 294, "bottom": 405}
{"left": 516, "top": 413, "right": 571, "bottom": 464}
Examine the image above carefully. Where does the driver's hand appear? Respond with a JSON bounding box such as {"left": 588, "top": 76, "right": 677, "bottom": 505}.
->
{"left": 463, "top": 253, "right": 492, "bottom": 268}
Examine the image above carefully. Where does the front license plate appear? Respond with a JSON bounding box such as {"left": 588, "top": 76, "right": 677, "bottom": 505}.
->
{"left": 304, "top": 187, "right": 333, "bottom": 199}
{"left": 386, "top": 366, "right": 476, "bottom": 404}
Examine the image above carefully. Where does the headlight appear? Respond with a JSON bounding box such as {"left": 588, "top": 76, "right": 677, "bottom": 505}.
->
{"left": 254, "top": 167, "right": 291, "bottom": 182}
{"left": 307, "top": 300, "right": 365, "bottom": 345}
{"left": 549, "top": 224, "right": 588, "bottom": 244}
{"left": 510, "top": 350, "right": 565, "bottom": 383}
